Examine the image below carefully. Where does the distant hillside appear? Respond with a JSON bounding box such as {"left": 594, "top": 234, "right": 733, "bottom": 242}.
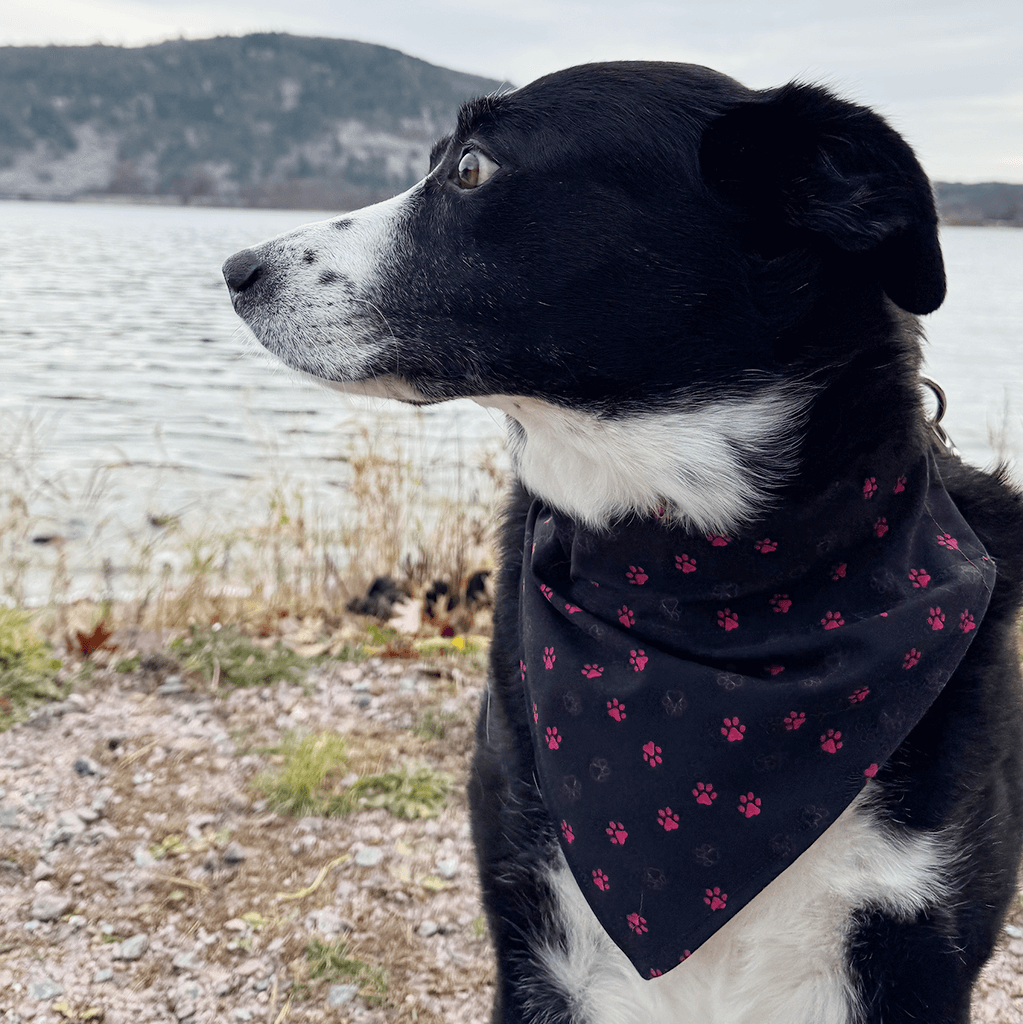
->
{"left": 934, "top": 182, "right": 1023, "bottom": 227}
{"left": 0, "top": 34, "right": 503, "bottom": 208}
{"left": 1, "top": 40, "right": 1020, "bottom": 220}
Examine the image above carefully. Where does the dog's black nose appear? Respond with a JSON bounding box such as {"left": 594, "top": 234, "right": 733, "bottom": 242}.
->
{"left": 222, "top": 248, "right": 265, "bottom": 294}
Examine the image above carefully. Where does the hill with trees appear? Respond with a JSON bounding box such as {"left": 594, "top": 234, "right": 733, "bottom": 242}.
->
{"left": 0, "top": 33, "right": 503, "bottom": 208}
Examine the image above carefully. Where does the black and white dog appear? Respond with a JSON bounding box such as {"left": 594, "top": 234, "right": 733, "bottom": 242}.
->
{"left": 224, "top": 62, "right": 1023, "bottom": 1024}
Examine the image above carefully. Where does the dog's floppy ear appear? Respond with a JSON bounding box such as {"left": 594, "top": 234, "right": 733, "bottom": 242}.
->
{"left": 700, "top": 82, "right": 945, "bottom": 315}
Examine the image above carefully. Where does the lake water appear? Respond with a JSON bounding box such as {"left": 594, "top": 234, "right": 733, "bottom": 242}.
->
{"left": 1, "top": 200, "right": 1021, "bottom": 600}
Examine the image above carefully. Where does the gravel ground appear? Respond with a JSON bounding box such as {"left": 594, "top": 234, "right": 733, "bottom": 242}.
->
{"left": 0, "top": 639, "right": 1020, "bottom": 1022}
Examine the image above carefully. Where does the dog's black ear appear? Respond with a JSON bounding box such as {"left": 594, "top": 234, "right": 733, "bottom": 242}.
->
{"left": 700, "top": 82, "right": 945, "bottom": 315}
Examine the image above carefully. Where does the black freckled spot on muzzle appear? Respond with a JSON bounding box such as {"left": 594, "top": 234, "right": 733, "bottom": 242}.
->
{"left": 302, "top": 250, "right": 318, "bottom": 265}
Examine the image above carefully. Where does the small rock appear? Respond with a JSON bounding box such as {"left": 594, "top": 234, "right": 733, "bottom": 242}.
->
{"left": 75, "top": 805, "right": 100, "bottom": 824}
{"left": 172, "top": 952, "right": 204, "bottom": 972}
{"left": 235, "top": 958, "right": 264, "bottom": 978}
{"left": 93, "top": 968, "right": 114, "bottom": 984}
{"left": 418, "top": 919, "right": 439, "bottom": 938}
{"left": 158, "top": 675, "right": 187, "bottom": 695}
{"left": 30, "top": 892, "right": 72, "bottom": 922}
{"left": 305, "top": 907, "right": 351, "bottom": 936}
{"left": 224, "top": 918, "right": 248, "bottom": 932}
{"left": 31, "top": 861, "right": 54, "bottom": 882}
{"left": 73, "top": 757, "right": 98, "bottom": 777}
{"left": 222, "top": 841, "right": 247, "bottom": 865}
{"left": 113, "top": 933, "right": 149, "bottom": 961}
{"left": 327, "top": 983, "right": 360, "bottom": 1007}
{"left": 354, "top": 846, "right": 383, "bottom": 868}
{"left": 234, "top": 1011, "right": 255, "bottom": 1022}
{"left": 1004, "top": 923, "right": 1023, "bottom": 940}
{"left": 436, "top": 857, "right": 460, "bottom": 880}
{"left": 67, "top": 915, "right": 86, "bottom": 930}
{"left": 29, "top": 974, "right": 64, "bottom": 1000}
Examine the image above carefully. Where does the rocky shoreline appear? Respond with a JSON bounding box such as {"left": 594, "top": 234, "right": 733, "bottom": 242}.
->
{"left": 0, "top": 642, "right": 1020, "bottom": 1022}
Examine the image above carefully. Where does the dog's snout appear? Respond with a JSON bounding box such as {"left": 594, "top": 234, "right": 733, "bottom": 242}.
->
{"left": 222, "top": 248, "right": 265, "bottom": 296}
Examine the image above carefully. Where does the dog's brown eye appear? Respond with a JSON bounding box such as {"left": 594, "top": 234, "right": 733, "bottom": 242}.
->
{"left": 456, "top": 149, "right": 499, "bottom": 189}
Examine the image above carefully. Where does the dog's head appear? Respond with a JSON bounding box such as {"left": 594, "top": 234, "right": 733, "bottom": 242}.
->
{"left": 224, "top": 62, "right": 944, "bottom": 530}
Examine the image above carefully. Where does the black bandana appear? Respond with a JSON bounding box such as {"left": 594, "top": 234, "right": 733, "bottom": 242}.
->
{"left": 519, "top": 452, "right": 994, "bottom": 979}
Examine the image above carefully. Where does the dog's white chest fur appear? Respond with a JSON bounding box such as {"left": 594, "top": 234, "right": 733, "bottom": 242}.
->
{"left": 533, "top": 788, "right": 950, "bottom": 1024}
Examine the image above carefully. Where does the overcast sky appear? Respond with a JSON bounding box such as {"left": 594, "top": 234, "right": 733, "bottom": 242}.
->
{"left": 4, "top": 0, "right": 1021, "bottom": 183}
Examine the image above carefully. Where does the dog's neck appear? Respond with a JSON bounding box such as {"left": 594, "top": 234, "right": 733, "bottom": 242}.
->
{"left": 474, "top": 387, "right": 808, "bottom": 534}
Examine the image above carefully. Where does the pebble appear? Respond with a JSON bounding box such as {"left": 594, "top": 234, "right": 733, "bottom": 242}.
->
{"left": 30, "top": 892, "right": 71, "bottom": 922}
{"left": 1005, "top": 924, "right": 1023, "bottom": 939}
{"left": 418, "top": 919, "right": 440, "bottom": 938}
{"left": 354, "top": 846, "right": 383, "bottom": 868}
{"left": 113, "top": 933, "right": 149, "bottom": 961}
{"left": 436, "top": 857, "right": 460, "bottom": 880}
{"left": 29, "top": 974, "right": 64, "bottom": 1000}
{"left": 73, "top": 757, "right": 97, "bottom": 777}
{"left": 172, "top": 952, "right": 204, "bottom": 973}
{"left": 93, "top": 968, "right": 114, "bottom": 984}
{"left": 327, "top": 983, "right": 360, "bottom": 1006}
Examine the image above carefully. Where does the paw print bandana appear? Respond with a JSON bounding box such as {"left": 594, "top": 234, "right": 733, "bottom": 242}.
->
{"left": 519, "top": 452, "right": 994, "bottom": 979}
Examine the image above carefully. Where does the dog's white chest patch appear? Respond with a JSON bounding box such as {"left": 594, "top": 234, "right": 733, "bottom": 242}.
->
{"left": 473, "top": 389, "right": 805, "bottom": 533}
{"left": 533, "top": 789, "right": 950, "bottom": 1024}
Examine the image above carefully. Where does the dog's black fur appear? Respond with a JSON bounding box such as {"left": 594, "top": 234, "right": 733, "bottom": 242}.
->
{"left": 224, "top": 62, "right": 1023, "bottom": 1024}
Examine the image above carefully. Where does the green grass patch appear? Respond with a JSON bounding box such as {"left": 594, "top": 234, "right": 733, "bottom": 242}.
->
{"left": 172, "top": 625, "right": 308, "bottom": 689}
{"left": 0, "top": 608, "right": 63, "bottom": 730}
{"left": 330, "top": 763, "right": 452, "bottom": 820}
{"left": 256, "top": 731, "right": 349, "bottom": 816}
{"left": 305, "top": 937, "right": 389, "bottom": 1004}
{"left": 256, "top": 730, "right": 451, "bottom": 820}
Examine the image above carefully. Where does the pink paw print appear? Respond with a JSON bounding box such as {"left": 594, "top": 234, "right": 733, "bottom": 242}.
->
{"left": 706, "top": 533, "right": 730, "bottom": 547}
{"left": 770, "top": 594, "right": 792, "bottom": 614}
{"left": 821, "top": 611, "right": 844, "bottom": 630}
{"left": 864, "top": 763, "right": 879, "bottom": 777}
{"left": 849, "top": 686, "right": 870, "bottom": 703}
{"left": 903, "top": 648, "right": 921, "bottom": 669}
{"left": 626, "top": 912, "right": 648, "bottom": 935}
{"left": 532, "top": 702, "right": 538, "bottom": 723}
{"left": 768, "top": 664, "right": 785, "bottom": 676}
{"left": 894, "top": 476, "right": 906, "bottom": 494}
{"left": 737, "top": 792, "right": 761, "bottom": 818}
{"left": 626, "top": 565, "right": 648, "bottom": 585}
{"left": 721, "top": 717, "right": 746, "bottom": 742}
{"left": 519, "top": 659, "right": 527, "bottom": 681}
{"left": 831, "top": 563, "right": 847, "bottom": 580}
{"left": 960, "top": 610, "right": 976, "bottom": 633}
{"left": 874, "top": 517, "right": 889, "bottom": 538}
{"left": 581, "top": 664, "right": 604, "bottom": 679}
{"left": 908, "top": 568, "right": 931, "bottom": 589}
{"left": 928, "top": 607, "right": 945, "bottom": 630}
{"left": 560, "top": 820, "right": 575, "bottom": 843}
{"left": 692, "top": 782, "right": 717, "bottom": 805}
{"left": 592, "top": 869, "right": 610, "bottom": 891}
{"left": 863, "top": 477, "right": 878, "bottom": 499}
{"left": 820, "top": 729, "right": 843, "bottom": 754}
{"left": 564, "top": 603, "right": 581, "bottom": 614}
{"left": 545, "top": 727, "right": 562, "bottom": 750}
{"left": 704, "top": 887, "right": 727, "bottom": 910}
{"left": 642, "top": 741, "right": 663, "bottom": 767}
{"left": 629, "top": 649, "right": 648, "bottom": 672}
{"left": 606, "top": 698, "right": 626, "bottom": 722}
{"left": 717, "top": 608, "right": 739, "bottom": 631}
{"left": 618, "top": 606, "right": 635, "bottom": 628}
{"left": 755, "top": 538, "right": 777, "bottom": 553}
{"left": 676, "top": 553, "right": 697, "bottom": 573}
{"left": 539, "top": 584, "right": 553, "bottom": 601}
{"left": 936, "top": 532, "right": 959, "bottom": 549}
{"left": 657, "top": 807, "right": 680, "bottom": 831}
{"left": 606, "top": 821, "right": 628, "bottom": 845}
{"left": 783, "top": 711, "right": 805, "bottom": 731}
{"left": 543, "top": 646, "right": 556, "bottom": 669}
